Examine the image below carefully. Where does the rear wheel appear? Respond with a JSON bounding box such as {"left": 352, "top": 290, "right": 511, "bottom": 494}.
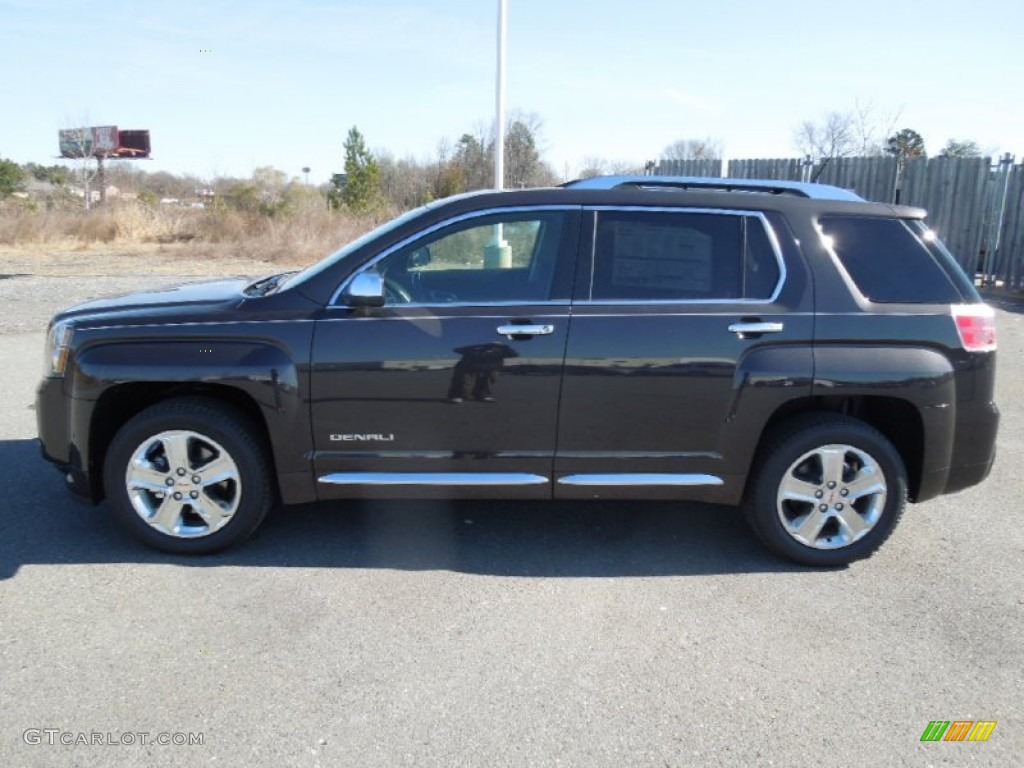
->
{"left": 743, "top": 415, "right": 907, "bottom": 566}
{"left": 103, "top": 397, "right": 273, "bottom": 554}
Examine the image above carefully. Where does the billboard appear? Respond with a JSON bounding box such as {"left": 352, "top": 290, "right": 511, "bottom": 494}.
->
{"left": 59, "top": 126, "right": 150, "bottom": 159}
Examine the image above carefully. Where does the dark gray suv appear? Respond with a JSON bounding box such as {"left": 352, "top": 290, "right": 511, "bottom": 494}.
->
{"left": 37, "top": 176, "right": 999, "bottom": 565}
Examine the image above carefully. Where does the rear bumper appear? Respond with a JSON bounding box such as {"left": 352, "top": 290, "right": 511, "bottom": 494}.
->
{"left": 943, "top": 400, "right": 999, "bottom": 494}
{"left": 917, "top": 400, "right": 999, "bottom": 501}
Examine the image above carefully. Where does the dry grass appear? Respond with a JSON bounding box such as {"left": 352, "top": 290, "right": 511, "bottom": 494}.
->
{"left": 0, "top": 199, "right": 375, "bottom": 266}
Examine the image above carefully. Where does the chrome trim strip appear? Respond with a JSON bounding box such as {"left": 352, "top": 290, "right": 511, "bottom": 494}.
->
{"left": 329, "top": 205, "right": 582, "bottom": 306}
{"left": 556, "top": 451, "right": 721, "bottom": 459}
{"left": 318, "top": 313, "right": 570, "bottom": 322}
{"left": 589, "top": 205, "right": 764, "bottom": 216}
{"left": 572, "top": 298, "right": 778, "bottom": 307}
{"left": 315, "top": 450, "right": 552, "bottom": 460}
{"left": 562, "top": 312, "right": 811, "bottom": 319}
{"left": 557, "top": 473, "right": 724, "bottom": 487}
{"left": 318, "top": 472, "right": 549, "bottom": 486}
{"left": 85, "top": 319, "right": 316, "bottom": 332}
{"left": 584, "top": 208, "right": 787, "bottom": 305}
{"left": 326, "top": 301, "right": 570, "bottom": 313}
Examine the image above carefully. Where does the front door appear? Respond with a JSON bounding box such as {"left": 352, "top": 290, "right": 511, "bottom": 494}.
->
{"left": 310, "top": 207, "right": 580, "bottom": 499}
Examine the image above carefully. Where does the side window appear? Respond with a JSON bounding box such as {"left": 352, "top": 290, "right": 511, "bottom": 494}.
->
{"left": 373, "top": 212, "right": 567, "bottom": 305}
{"left": 819, "top": 216, "right": 962, "bottom": 303}
{"left": 590, "top": 211, "right": 780, "bottom": 301}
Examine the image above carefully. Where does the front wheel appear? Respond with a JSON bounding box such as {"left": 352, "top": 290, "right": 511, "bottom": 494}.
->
{"left": 743, "top": 415, "right": 907, "bottom": 566}
{"left": 103, "top": 397, "right": 274, "bottom": 554}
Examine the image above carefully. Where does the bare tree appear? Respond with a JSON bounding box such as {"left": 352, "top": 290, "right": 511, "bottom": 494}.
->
{"left": 59, "top": 123, "right": 101, "bottom": 209}
{"left": 574, "top": 157, "right": 645, "bottom": 179}
{"left": 794, "top": 101, "right": 903, "bottom": 180}
{"left": 661, "top": 137, "right": 723, "bottom": 161}
{"left": 850, "top": 99, "right": 902, "bottom": 156}
{"left": 793, "top": 112, "right": 857, "bottom": 161}
{"left": 578, "top": 156, "right": 609, "bottom": 179}
{"left": 795, "top": 102, "right": 903, "bottom": 160}
{"left": 938, "top": 139, "right": 982, "bottom": 159}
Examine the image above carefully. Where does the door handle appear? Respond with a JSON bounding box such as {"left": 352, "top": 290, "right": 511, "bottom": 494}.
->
{"left": 728, "top": 321, "right": 784, "bottom": 338}
{"left": 496, "top": 324, "right": 554, "bottom": 338}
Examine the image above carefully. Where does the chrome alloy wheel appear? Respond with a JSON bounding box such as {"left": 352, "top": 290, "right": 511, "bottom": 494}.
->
{"left": 124, "top": 430, "right": 242, "bottom": 538}
{"left": 776, "top": 443, "right": 887, "bottom": 550}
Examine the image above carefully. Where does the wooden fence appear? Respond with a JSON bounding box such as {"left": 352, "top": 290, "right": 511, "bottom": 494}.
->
{"left": 657, "top": 156, "right": 1024, "bottom": 291}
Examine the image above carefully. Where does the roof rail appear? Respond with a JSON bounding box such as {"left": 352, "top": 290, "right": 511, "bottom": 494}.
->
{"left": 562, "top": 175, "right": 865, "bottom": 202}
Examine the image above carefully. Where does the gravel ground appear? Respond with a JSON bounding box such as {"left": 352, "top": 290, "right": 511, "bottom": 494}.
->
{"left": 0, "top": 244, "right": 278, "bottom": 334}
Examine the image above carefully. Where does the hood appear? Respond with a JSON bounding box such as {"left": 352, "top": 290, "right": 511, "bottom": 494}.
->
{"left": 54, "top": 277, "right": 252, "bottom": 327}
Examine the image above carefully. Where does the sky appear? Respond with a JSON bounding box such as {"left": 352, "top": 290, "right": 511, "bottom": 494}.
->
{"left": 1, "top": 0, "right": 1022, "bottom": 185}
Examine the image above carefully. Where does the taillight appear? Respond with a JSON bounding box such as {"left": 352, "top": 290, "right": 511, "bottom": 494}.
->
{"left": 951, "top": 304, "right": 997, "bottom": 352}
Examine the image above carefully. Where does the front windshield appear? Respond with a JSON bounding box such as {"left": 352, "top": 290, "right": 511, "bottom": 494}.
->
{"left": 280, "top": 203, "right": 435, "bottom": 291}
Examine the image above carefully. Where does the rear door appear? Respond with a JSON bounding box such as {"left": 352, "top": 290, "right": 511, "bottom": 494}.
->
{"left": 555, "top": 206, "right": 814, "bottom": 499}
{"left": 310, "top": 206, "right": 580, "bottom": 498}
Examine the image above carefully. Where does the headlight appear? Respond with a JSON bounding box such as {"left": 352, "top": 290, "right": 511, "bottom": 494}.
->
{"left": 44, "top": 321, "right": 74, "bottom": 377}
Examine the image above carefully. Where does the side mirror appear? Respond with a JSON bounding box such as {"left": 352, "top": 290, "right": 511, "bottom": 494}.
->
{"left": 342, "top": 272, "right": 385, "bottom": 307}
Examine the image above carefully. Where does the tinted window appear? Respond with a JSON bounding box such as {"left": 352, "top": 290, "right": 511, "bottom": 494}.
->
{"left": 819, "top": 216, "right": 962, "bottom": 303}
{"left": 372, "top": 212, "right": 568, "bottom": 305}
{"left": 591, "top": 211, "right": 779, "bottom": 301}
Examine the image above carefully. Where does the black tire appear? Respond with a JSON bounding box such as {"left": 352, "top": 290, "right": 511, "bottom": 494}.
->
{"left": 743, "top": 414, "right": 907, "bottom": 567}
{"left": 103, "top": 397, "right": 274, "bottom": 554}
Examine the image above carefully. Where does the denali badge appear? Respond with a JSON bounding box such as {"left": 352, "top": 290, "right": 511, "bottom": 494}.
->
{"left": 330, "top": 434, "right": 396, "bottom": 442}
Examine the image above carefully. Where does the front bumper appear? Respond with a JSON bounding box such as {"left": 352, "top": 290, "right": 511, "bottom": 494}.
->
{"left": 36, "top": 376, "right": 95, "bottom": 503}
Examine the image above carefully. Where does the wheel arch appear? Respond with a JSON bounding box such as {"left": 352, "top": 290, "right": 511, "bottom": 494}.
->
{"left": 748, "top": 395, "right": 926, "bottom": 501}
{"left": 85, "top": 383, "right": 275, "bottom": 503}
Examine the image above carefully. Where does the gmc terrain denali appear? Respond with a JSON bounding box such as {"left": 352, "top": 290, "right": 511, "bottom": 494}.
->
{"left": 36, "top": 177, "right": 999, "bottom": 566}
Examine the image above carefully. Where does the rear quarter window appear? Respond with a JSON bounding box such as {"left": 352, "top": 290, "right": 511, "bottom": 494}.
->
{"left": 818, "top": 216, "right": 964, "bottom": 303}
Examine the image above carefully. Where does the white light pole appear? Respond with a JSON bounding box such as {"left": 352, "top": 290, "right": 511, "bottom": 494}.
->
{"left": 486, "top": 0, "right": 511, "bottom": 268}
{"left": 494, "top": 0, "right": 507, "bottom": 191}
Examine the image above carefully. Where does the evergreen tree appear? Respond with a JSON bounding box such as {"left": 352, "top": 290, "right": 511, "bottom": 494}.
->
{"left": 885, "top": 129, "right": 926, "bottom": 160}
{"left": 0, "top": 157, "right": 25, "bottom": 198}
{"left": 339, "top": 126, "right": 381, "bottom": 214}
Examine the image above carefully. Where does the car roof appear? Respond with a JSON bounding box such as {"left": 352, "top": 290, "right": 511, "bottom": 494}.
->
{"left": 435, "top": 180, "right": 926, "bottom": 220}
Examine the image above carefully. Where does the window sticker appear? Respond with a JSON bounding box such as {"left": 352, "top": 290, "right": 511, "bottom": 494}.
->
{"left": 610, "top": 224, "right": 713, "bottom": 292}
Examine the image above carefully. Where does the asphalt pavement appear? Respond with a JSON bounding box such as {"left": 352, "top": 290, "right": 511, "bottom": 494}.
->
{"left": 1, "top": 300, "right": 1021, "bottom": 768}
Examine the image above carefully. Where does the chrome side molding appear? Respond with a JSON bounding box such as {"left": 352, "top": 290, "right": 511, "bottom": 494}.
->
{"left": 557, "top": 473, "right": 723, "bottom": 486}
{"left": 318, "top": 472, "right": 549, "bottom": 486}
{"left": 317, "top": 472, "right": 723, "bottom": 488}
